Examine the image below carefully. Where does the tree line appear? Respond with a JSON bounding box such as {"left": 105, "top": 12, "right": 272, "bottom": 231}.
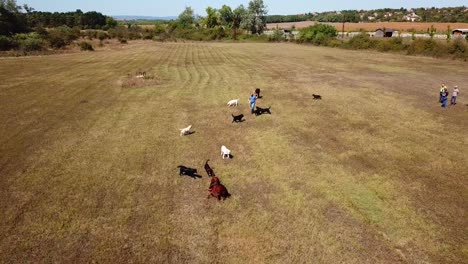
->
{"left": 0, "top": 0, "right": 117, "bottom": 37}
{"left": 266, "top": 6, "right": 468, "bottom": 23}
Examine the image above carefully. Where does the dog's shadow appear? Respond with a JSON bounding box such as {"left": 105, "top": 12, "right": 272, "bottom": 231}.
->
{"left": 181, "top": 171, "right": 202, "bottom": 179}
{"left": 185, "top": 131, "right": 196, "bottom": 135}
{"left": 228, "top": 154, "right": 234, "bottom": 159}
{"left": 187, "top": 173, "right": 202, "bottom": 179}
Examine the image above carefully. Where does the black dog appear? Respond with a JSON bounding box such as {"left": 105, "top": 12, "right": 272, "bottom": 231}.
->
{"left": 177, "top": 166, "right": 201, "bottom": 179}
{"left": 232, "top": 114, "right": 244, "bottom": 123}
{"left": 312, "top": 94, "right": 322, "bottom": 100}
{"left": 204, "top": 160, "right": 215, "bottom": 177}
{"left": 254, "top": 106, "right": 271, "bottom": 116}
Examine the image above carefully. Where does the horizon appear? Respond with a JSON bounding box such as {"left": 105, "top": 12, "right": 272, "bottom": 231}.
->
{"left": 17, "top": 0, "right": 468, "bottom": 17}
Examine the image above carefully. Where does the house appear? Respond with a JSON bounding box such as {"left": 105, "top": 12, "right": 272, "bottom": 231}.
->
{"left": 375, "top": 28, "right": 394, "bottom": 38}
{"left": 403, "top": 13, "right": 421, "bottom": 22}
{"left": 452, "top": 29, "right": 468, "bottom": 36}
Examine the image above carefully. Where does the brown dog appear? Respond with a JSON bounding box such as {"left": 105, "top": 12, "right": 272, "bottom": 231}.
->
{"left": 204, "top": 159, "right": 215, "bottom": 177}
{"left": 208, "top": 177, "right": 230, "bottom": 201}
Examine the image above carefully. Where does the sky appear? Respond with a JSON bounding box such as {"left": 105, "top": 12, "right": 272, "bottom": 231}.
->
{"left": 17, "top": 0, "right": 468, "bottom": 17}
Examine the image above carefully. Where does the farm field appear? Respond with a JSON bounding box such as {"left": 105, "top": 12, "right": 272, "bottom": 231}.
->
{"left": 267, "top": 21, "right": 468, "bottom": 32}
{"left": 0, "top": 42, "right": 467, "bottom": 263}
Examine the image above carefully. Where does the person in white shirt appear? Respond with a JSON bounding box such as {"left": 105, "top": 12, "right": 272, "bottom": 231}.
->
{"left": 451, "top": 85, "right": 459, "bottom": 105}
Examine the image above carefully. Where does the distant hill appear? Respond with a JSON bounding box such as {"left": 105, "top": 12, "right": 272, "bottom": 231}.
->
{"left": 113, "top": 15, "right": 177, "bottom": 21}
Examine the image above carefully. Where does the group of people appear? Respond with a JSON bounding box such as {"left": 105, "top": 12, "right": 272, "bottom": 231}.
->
{"left": 439, "top": 83, "right": 460, "bottom": 108}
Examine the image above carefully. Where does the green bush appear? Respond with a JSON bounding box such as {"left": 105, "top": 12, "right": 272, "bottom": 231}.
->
{"left": 298, "top": 24, "right": 337, "bottom": 45}
{"left": 85, "top": 30, "right": 98, "bottom": 40}
{"left": 0, "top": 35, "right": 16, "bottom": 50}
{"left": 407, "top": 38, "right": 449, "bottom": 58}
{"left": 448, "top": 38, "right": 466, "bottom": 54}
{"left": 376, "top": 37, "right": 406, "bottom": 52}
{"left": 268, "top": 29, "right": 284, "bottom": 42}
{"left": 47, "top": 26, "right": 79, "bottom": 49}
{"left": 346, "top": 33, "right": 376, "bottom": 49}
{"left": 327, "top": 39, "right": 344, "bottom": 48}
{"left": 79, "top": 41, "right": 94, "bottom": 51}
{"left": 14, "top": 33, "right": 45, "bottom": 51}
{"left": 154, "top": 24, "right": 166, "bottom": 35}
{"left": 97, "top": 31, "right": 109, "bottom": 41}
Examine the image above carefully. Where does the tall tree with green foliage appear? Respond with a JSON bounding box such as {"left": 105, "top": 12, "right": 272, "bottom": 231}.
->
{"left": 204, "top": 7, "right": 219, "bottom": 28}
{"left": 178, "top": 6, "right": 195, "bottom": 28}
{"left": 219, "top": 5, "right": 233, "bottom": 28}
{"left": 241, "top": 0, "right": 267, "bottom": 34}
{"left": 0, "top": 0, "right": 28, "bottom": 35}
{"left": 232, "top": 5, "right": 246, "bottom": 39}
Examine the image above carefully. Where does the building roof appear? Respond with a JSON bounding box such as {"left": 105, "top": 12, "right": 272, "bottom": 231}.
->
{"left": 376, "top": 28, "right": 395, "bottom": 33}
{"left": 452, "top": 29, "right": 468, "bottom": 33}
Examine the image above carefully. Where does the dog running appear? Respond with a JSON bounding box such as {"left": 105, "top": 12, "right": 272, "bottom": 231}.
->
{"left": 204, "top": 159, "right": 215, "bottom": 177}
{"left": 177, "top": 165, "right": 201, "bottom": 179}
{"left": 179, "top": 125, "right": 192, "bottom": 136}
{"left": 221, "top": 145, "right": 231, "bottom": 159}
{"left": 254, "top": 106, "right": 271, "bottom": 116}
{"left": 231, "top": 114, "right": 244, "bottom": 123}
{"left": 312, "top": 94, "right": 322, "bottom": 100}
{"left": 208, "top": 176, "right": 230, "bottom": 201}
{"left": 227, "top": 98, "right": 239, "bottom": 107}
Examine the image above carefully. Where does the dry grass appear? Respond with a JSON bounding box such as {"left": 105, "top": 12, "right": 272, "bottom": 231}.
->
{"left": 0, "top": 42, "right": 467, "bottom": 263}
{"left": 267, "top": 21, "right": 468, "bottom": 32}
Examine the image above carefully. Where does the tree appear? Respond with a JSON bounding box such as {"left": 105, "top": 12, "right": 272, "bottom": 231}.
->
{"left": 204, "top": 6, "right": 219, "bottom": 28}
{"left": 105, "top": 17, "right": 118, "bottom": 29}
{"left": 0, "top": 0, "right": 28, "bottom": 35}
{"left": 241, "top": 0, "right": 267, "bottom": 34}
{"left": 178, "top": 6, "right": 195, "bottom": 28}
{"left": 219, "top": 5, "right": 233, "bottom": 27}
{"left": 232, "top": 5, "right": 246, "bottom": 39}
{"left": 299, "top": 24, "right": 337, "bottom": 45}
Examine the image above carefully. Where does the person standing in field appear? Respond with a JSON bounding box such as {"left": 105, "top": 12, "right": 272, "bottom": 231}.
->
{"left": 451, "top": 85, "right": 459, "bottom": 105}
{"left": 249, "top": 93, "right": 257, "bottom": 114}
{"left": 439, "top": 83, "right": 446, "bottom": 103}
{"left": 441, "top": 88, "right": 449, "bottom": 108}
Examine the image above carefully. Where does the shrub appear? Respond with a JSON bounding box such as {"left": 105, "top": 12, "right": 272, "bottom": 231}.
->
{"left": 346, "top": 33, "right": 376, "bottom": 49}
{"left": 97, "top": 31, "right": 108, "bottom": 41}
{"left": 47, "top": 26, "right": 79, "bottom": 49}
{"left": 79, "top": 41, "right": 94, "bottom": 51}
{"left": 85, "top": 30, "right": 98, "bottom": 40}
{"left": 298, "top": 24, "right": 337, "bottom": 45}
{"left": 376, "top": 37, "right": 406, "bottom": 52}
{"left": 154, "top": 24, "right": 166, "bottom": 35}
{"left": 268, "top": 29, "right": 284, "bottom": 42}
{"left": 327, "top": 39, "right": 344, "bottom": 48}
{"left": 14, "top": 33, "right": 45, "bottom": 51}
{"left": 448, "top": 37, "right": 467, "bottom": 59}
{"left": 0, "top": 35, "right": 16, "bottom": 50}
{"left": 407, "top": 38, "right": 449, "bottom": 58}
{"left": 119, "top": 38, "right": 128, "bottom": 44}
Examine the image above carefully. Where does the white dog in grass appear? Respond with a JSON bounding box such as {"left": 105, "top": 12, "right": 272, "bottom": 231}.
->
{"left": 221, "top": 145, "right": 231, "bottom": 159}
{"left": 227, "top": 99, "right": 239, "bottom": 107}
{"left": 179, "top": 125, "right": 192, "bottom": 136}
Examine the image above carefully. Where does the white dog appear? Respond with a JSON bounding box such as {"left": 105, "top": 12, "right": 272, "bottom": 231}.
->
{"left": 227, "top": 99, "right": 239, "bottom": 107}
{"left": 221, "top": 145, "right": 231, "bottom": 159}
{"left": 179, "top": 125, "right": 192, "bottom": 136}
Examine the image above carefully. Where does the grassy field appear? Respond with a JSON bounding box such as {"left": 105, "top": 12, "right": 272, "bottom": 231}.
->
{"left": 0, "top": 41, "right": 467, "bottom": 263}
